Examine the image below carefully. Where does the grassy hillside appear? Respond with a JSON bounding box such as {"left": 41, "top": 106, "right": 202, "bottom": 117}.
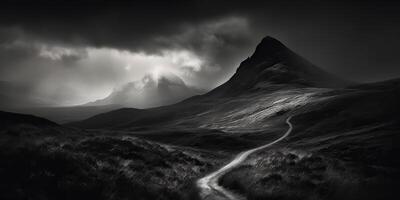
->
{"left": 218, "top": 82, "right": 400, "bottom": 200}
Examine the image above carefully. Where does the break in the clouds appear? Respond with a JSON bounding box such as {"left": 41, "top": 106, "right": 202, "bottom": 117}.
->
{"left": 0, "top": 39, "right": 207, "bottom": 106}
{"left": 1, "top": 0, "right": 400, "bottom": 108}
{"left": 0, "top": 14, "right": 253, "bottom": 107}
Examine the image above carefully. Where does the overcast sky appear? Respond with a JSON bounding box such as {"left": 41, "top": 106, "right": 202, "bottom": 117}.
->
{"left": 1, "top": 0, "right": 400, "bottom": 107}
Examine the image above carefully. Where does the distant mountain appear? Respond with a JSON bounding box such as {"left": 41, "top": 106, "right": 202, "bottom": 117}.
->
{"left": 86, "top": 72, "right": 203, "bottom": 108}
{"left": 0, "top": 81, "right": 121, "bottom": 123}
{"left": 5, "top": 104, "right": 122, "bottom": 123}
{"left": 0, "top": 73, "right": 202, "bottom": 123}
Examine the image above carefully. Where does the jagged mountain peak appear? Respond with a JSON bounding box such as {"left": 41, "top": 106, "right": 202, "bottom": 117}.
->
{"left": 250, "top": 36, "right": 289, "bottom": 61}
{"left": 207, "top": 36, "right": 351, "bottom": 97}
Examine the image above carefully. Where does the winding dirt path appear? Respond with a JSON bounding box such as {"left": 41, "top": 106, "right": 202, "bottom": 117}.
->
{"left": 197, "top": 116, "right": 293, "bottom": 200}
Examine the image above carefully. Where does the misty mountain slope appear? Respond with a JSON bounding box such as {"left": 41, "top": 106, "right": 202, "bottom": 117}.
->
{"left": 68, "top": 36, "right": 351, "bottom": 131}
{"left": 86, "top": 73, "right": 203, "bottom": 108}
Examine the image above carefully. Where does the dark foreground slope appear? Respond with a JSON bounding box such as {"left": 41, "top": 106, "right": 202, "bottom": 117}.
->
{"left": 0, "top": 111, "right": 225, "bottom": 200}
{"left": 0, "top": 111, "right": 58, "bottom": 128}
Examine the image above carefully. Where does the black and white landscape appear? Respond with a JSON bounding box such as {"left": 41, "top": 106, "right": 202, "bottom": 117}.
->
{"left": 1, "top": 1, "right": 400, "bottom": 200}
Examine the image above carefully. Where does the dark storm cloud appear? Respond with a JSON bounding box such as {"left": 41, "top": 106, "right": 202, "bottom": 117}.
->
{"left": 2, "top": 0, "right": 400, "bottom": 81}
{"left": 1, "top": 0, "right": 400, "bottom": 107}
{"left": 0, "top": 0, "right": 236, "bottom": 51}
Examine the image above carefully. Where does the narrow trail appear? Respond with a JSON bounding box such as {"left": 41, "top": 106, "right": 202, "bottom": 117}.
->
{"left": 197, "top": 116, "right": 294, "bottom": 200}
